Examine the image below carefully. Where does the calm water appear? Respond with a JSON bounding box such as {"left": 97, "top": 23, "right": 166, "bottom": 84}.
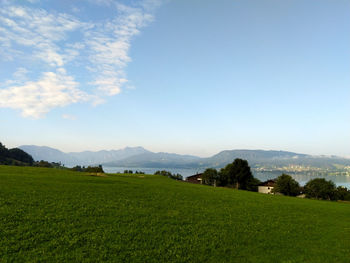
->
{"left": 103, "top": 166, "right": 350, "bottom": 189}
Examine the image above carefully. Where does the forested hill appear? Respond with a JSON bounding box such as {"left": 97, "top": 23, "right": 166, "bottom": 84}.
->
{"left": 0, "top": 142, "right": 34, "bottom": 166}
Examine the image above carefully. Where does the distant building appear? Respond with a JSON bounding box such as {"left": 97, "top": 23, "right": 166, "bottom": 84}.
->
{"left": 258, "top": 179, "right": 276, "bottom": 194}
{"left": 186, "top": 173, "right": 203, "bottom": 184}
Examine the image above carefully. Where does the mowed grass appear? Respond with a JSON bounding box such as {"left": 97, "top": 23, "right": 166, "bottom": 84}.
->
{"left": 0, "top": 166, "right": 349, "bottom": 263}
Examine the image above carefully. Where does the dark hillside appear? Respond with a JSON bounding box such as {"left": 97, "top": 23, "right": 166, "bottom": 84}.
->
{"left": 0, "top": 143, "right": 34, "bottom": 166}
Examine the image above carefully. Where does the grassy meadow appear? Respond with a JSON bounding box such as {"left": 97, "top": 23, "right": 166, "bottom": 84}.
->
{"left": 0, "top": 165, "right": 349, "bottom": 262}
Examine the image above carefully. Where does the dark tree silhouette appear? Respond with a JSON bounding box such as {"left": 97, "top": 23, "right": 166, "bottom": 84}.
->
{"left": 218, "top": 159, "right": 255, "bottom": 190}
{"left": 304, "top": 178, "right": 337, "bottom": 200}
{"left": 273, "top": 174, "right": 301, "bottom": 196}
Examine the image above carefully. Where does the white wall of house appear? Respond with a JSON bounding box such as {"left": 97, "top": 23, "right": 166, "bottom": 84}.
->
{"left": 258, "top": 186, "right": 274, "bottom": 194}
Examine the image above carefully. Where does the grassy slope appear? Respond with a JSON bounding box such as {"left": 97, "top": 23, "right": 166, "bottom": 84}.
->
{"left": 0, "top": 166, "right": 349, "bottom": 263}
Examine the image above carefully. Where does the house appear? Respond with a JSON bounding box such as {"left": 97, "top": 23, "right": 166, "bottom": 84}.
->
{"left": 258, "top": 179, "right": 276, "bottom": 194}
{"left": 186, "top": 173, "right": 203, "bottom": 184}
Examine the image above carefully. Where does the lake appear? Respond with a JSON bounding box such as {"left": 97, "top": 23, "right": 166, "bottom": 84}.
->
{"left": 103, "top": 166, "right": 350, "bottom": 189}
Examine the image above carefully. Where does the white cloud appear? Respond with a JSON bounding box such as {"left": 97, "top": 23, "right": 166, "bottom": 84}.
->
{"left": 0, "top": 1, "right": 162, "bottom": 118}
{"left": 0, "top": 70, "right": 89, "bottom": 119}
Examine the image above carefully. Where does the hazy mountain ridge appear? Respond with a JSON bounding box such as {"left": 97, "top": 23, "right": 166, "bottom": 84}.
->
{"left": 19, "top": 145, "right": 79, "bottom": 165}
{"left": 68, "top": 147, "right": 151, "bottom": 165}
{"left": 19, "top": 145, "right": 150, "bottom": 166}
{"left": 19, "top": 145, "right": 350, "bottom": 169}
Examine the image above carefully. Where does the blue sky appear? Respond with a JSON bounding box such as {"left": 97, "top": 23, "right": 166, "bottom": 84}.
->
{"left": 1, "top": 0, "right": 349, "bottom": 157}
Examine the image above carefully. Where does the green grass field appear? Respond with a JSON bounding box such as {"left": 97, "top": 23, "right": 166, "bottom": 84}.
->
{"left": 1, "top": 166, "right": 349, "bottom": 262}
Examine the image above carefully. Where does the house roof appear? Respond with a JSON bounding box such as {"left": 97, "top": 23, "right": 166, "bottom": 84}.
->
{"left": 186, "top": 173, "right": 203, "bottom": 180}
{"left": 258, "top": 179, "right": 276, "bottom": 187}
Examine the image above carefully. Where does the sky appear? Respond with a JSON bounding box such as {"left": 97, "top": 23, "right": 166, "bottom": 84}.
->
{"left": 0, "top": 0, "right": 349, "bottom": 157}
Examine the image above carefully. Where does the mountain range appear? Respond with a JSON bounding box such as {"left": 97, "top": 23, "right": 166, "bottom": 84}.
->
{"left": 18, "top": 145, "right": 350, "bottom": 170}
{"left": 19, "top": 145, "right": 149, "bottom": 166}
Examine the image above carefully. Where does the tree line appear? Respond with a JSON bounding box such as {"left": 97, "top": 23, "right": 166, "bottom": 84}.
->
{"left": 201, "top": 158, "right": 350, "bottom": 201}
{"left": 154, "top": 170, "right": 183, "bottom": 181}
{"left": 70, "top": 165, "right": 105, "bottom": 173}
{"left": 272, "top": 173, "right": 350, "bottom": 201}
{"left": 123, "top": 170, "right": 145, "bottom": 174}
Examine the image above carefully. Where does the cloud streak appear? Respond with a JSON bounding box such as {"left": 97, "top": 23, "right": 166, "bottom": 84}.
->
{"left": 0, "top": 1, "right": 161, "bottom": 118}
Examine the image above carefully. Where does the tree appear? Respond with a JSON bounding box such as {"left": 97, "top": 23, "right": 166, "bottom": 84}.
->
{"left": 202, "top": 168, "right": 218, "bottom": 186}
{"left": 304, "top": 178, "right": 337, "bottom": 200}
{"left": 273, "top": 174, "right": 301, "bottom": 196}
{"left": 218, "top": 159, "right": 255, "bottom": 189}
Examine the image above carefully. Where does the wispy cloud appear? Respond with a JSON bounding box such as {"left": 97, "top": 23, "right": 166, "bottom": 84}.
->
{"left": 0, "top": 1, "right": 161, "bottom": 118}
{"left": 0, "top": 5, "right": 85, "bottom": 64}
{"left": 84, "top": 2, "right": 155, "bottom": 96}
